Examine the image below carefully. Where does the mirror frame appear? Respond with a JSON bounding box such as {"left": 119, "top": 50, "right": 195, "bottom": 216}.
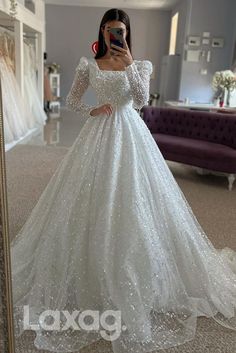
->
{"left": 0, "top": 76, "right": 16, "bottom": 352}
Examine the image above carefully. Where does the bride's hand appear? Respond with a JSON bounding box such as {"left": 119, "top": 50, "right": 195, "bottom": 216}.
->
{"left": 110, "top": 37, "right": 134, "bottom": 67}
{"left": 90, "top": 104, "right": 113, "bottom": 117}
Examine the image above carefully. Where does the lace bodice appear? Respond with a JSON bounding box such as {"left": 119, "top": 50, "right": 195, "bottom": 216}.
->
{"left": 66, "top": 56, "right": 153, "bottom": 118}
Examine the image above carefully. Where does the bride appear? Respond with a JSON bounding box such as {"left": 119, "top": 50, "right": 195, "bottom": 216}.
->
{"left": 11, "top": 7, "right": 236, "bottom": 353}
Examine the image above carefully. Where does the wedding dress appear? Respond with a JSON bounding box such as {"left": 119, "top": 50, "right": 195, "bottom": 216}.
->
{"left": 11, "top": 56, "right": 236, "bottom": 353}
{"left": 23, "top": 41, "right": 47, "bottom": 126}
{"left": 0, "top": 33, "right": 38, "bottom": 148}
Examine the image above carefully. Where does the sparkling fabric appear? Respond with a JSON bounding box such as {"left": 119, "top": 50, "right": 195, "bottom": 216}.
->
{"left": 65, "top": 56, "right": 152, "bottom": 117}
{"left": 11, "top": 56, "right": 236, "bottom": 353}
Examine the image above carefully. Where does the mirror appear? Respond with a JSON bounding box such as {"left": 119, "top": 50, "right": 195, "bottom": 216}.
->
{"left": 0, "top": 77, "right": 15, "bottom": 353}
{"left": 0, "top": 1, "right": 236, "bottom": 353}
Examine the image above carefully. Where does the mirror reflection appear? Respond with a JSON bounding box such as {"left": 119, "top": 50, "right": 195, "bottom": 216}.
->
{"left": 1, "top": 1, "right": 236, "bottom": 353}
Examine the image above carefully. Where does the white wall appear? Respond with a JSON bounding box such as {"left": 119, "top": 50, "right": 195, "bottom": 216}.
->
{"left": 45, "top": 5, "right": 171, "bottom": 106}
{"left": 231, "top": 2, "right": 236, "bottom": 71}
{"left": 172, "top": 0, "right": 236, "bottom": 103}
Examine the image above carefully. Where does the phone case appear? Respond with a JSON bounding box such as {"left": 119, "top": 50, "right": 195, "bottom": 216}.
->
{"left": 109, "top": 28, "right": 124, "bottom": 48}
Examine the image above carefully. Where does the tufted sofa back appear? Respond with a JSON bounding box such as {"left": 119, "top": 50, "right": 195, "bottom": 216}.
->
{"left": 142, "top": 107, "right": 236, "bottom": 149}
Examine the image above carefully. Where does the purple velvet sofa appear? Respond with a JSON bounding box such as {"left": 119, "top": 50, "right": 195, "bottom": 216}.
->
{"left": 141, "top": 106, "right": 236, "bottom": 190}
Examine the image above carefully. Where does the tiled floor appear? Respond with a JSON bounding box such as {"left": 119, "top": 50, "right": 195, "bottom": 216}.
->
{"left": 17, "top": 107, "right": 86, "bottom": 149}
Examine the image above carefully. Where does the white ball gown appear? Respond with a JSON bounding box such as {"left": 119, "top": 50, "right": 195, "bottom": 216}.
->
{"left": 23, "top": 41, "right": 47, "bottom": 127}
{"left": 0, "top": 33, "right": 44, "bottom": 150}
{"left": 11, "top": 56, "right": 236, "bottom": 353}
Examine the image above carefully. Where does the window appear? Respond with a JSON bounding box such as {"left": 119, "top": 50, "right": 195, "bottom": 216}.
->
{"left": 169, "top": 12, "right": 179, "bottom": 55}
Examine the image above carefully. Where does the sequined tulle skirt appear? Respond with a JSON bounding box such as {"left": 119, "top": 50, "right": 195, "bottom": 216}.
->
{"left": 11, "top": 104, "right": 236, "bottom": 352}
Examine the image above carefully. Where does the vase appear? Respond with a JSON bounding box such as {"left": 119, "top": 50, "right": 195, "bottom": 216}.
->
{"left": 219, "top": 90, "right": 225, "bottom": 107}
{"left": 226, "top": 88, "right": 231, "bottom": 107}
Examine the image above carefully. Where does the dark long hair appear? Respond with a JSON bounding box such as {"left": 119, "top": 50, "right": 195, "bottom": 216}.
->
{"left": 94, "top": 8, "right": 132, "bottom": 59}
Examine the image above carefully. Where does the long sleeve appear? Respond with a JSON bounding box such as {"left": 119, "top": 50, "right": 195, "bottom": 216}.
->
{"left": 66, "top": 56, "right": 97, "bottom": 118}
{"left": 125, "top": 60, "right": 153, "bottom": 110}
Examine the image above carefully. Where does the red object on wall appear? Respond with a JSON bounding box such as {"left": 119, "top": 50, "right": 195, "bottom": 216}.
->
{"left": 92, "top": 41, "right": 99, "bottom": 54}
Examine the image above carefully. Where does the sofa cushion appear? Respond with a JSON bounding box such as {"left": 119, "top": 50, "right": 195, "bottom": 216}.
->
{"left": 152, "top": 133, "right": 236, "bottom": 172}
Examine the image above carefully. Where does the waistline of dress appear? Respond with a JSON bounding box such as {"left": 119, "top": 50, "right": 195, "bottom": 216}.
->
{"left": 98, "top": 101, "right": 134, "bottom": 110}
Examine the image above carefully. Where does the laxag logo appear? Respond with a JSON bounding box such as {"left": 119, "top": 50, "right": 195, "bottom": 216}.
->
{"left": 23, "top": 305, "right": 127, "bottom": 341}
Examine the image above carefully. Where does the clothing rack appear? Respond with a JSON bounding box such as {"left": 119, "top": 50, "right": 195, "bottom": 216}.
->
{"left": 23, "top": 33, "right": 38, "bottom": 39}
{"left": 0, "top": 1, "right": 45, "bottom": 103}
{"left": 0, "top": 24, "right": 38, "bottom": 38}
{"left": 0, "top": 24, "right": 14, "bottom": 34}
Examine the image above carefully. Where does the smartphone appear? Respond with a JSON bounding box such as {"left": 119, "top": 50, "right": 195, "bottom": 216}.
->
{"left": 109, "top": 28, "right": 124, "bottom": 49}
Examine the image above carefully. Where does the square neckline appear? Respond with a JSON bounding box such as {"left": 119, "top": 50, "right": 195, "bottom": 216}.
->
{"left": 93, "top": 57, "right": 133, "bottom": 72}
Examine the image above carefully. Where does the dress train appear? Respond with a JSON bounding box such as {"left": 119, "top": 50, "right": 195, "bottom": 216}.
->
{"left": 10, "top": 56, "right": 236, "bottom": 353}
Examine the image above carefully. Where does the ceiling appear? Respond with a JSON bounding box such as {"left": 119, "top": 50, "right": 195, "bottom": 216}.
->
{"left": 43, "top": 0, "right": 181, "bottom": 10}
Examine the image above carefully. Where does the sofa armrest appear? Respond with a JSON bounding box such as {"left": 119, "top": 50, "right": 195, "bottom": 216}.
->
{"left": 141, "top": 106, "right": 161, "bottom": 134}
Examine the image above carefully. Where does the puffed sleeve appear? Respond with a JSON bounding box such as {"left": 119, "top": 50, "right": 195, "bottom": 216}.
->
{"left": 125, "top": 60, "right": 153, "bottom": 110}
{"left": 66, "top": 56, "right": 98, "bottom": 118}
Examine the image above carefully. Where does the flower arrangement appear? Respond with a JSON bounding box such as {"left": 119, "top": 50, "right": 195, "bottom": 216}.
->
{"left": 212, "top": 70, "right": 236, "bottom": 106}
{"left": 47, "top": 62, "right": 61, "bottom": 74}
{"left": 212, "top": 70, "right": 236, "bottom": 91}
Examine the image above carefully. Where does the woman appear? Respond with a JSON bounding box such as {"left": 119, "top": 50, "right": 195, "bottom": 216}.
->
{"left": 11, "top": 8, "right": 236, "bottom": 353}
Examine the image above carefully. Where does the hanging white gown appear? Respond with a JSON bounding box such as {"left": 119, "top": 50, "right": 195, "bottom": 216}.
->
{"left": 0, "top": 34, "right": 37, "bottom": 147}
{"left": 23, "top": 41, "right": 47, "bottom": 126}
{"left": 11, "top": 56, "right": 236, "bottom": 353}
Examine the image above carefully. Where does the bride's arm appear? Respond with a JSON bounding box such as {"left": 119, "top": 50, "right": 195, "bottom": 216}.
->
{"left": 125, "top": 60, "right": 153, "bottom": 110}
{"left": 66, "top": 56, "right": 98, "bottom": 118}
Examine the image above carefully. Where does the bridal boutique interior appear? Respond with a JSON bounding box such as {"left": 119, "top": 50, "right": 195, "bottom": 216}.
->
{"left": 1, "top": 0, "right": 236, "bottom": 353}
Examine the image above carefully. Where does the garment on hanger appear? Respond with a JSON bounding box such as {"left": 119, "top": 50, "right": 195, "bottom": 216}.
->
{"left": 23, "top": 40, "right": 47, "bottom": 126}
{"left": 0, "top": 30, "right": 45, "bottom": 149}
{"left": 44, "top": 65, "right": 54, "bottom": 102}
{"left": 0, "top": 32, "right": 33, "bottom": 145}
